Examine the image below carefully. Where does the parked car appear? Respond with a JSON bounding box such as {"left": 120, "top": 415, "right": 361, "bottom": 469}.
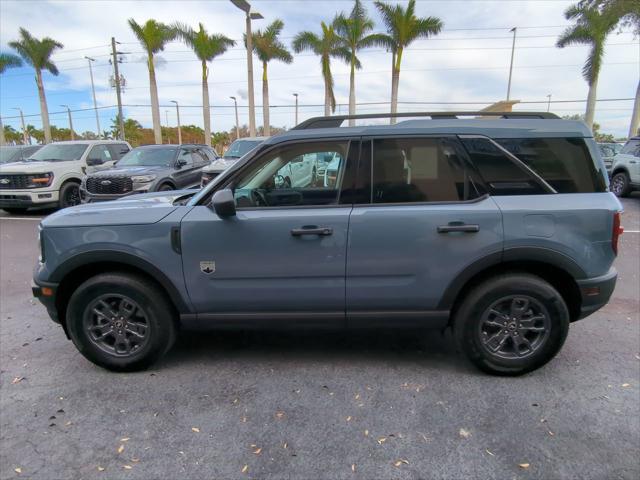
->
{"left": 609, "top": 136, "right": 640, "bottom": 197}
{"left": 0, "top": 140, "right": 130, "bottom": 214}
{"left": 33, "top": 112, "right": 621, "bottom": 375}
{"left": 0, "top": 145, "right": 43, "bottom": 164}
{"left": 81, "top": 144, "right": 217, "bottom": 203}
{"left": 201, "top": 137, "right": 266, "bottom": 187}
{"left": 597, "top": 142, "right": 622, "bottom": 174}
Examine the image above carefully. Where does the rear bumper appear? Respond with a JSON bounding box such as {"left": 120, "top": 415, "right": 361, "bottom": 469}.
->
{"left": 575, "top": 267, "right": 617, "bottom": 320}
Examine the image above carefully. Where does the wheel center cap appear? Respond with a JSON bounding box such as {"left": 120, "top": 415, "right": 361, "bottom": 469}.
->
{"left": 508, "top": 322, "right": 517, "bottom": 330}
{"left": 115, "top": 320, "right": 124, "bottom": 328}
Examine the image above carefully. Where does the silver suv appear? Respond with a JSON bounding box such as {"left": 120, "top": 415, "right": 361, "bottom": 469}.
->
{"left": 610, "top": 137, "right": 640, "bottom": 197}
{"left": 32, "top": 112, "right": 621, "bottom": 375}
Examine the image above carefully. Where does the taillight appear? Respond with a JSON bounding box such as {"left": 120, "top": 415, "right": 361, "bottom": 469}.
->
{"left": 612, "top": 211, "right": 624, "bottom": 255}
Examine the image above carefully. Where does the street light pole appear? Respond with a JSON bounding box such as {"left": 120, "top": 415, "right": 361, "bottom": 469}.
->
{"left": 171, "top": 100, "right": 182, "bottom": 144}
{"left": 293, "top": 93, "right": 299, "bottom": 126}
{"left": 13, "top": 107, "right": 29, "bottom": 145}
{"left": 61, "top": 105, "right": 75, "bottom": 140}
{"left": 231, "top": 0, "right": 263, "bottom": 138}
{"left": 230, "top": 96, "right": 240, "bottom": 140}
{"left": 506, "top": 27, "right": 517, "bottom": 101}
{"left": 85, "top": 56, "right": 101, "bottom": 138}
{"left": 546, "top": 94, "right": 552, "bottom": 112}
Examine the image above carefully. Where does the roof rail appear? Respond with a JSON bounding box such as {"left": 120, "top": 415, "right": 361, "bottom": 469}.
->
{"left": 292, "top": 111, "right": 560, "bottom": 130}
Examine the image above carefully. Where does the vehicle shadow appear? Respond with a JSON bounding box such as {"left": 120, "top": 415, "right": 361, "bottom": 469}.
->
{"left": 160, "top": 326, "right": 470, "bottom": 373}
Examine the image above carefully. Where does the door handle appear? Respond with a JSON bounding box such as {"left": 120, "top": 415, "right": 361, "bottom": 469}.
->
{"left": 291, "top": 226, "right": 333, "bottom": 236}
{"left": 437, "top": 223, "right": 480, "bottom": 233}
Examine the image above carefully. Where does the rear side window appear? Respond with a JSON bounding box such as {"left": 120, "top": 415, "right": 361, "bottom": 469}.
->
{"left": 108, "top": 143, "right": 130, "bottom": 159}
{"left": 461, "top": 137, "right": 606, "bottom": 194}
{"left": 495, "top": 138, "right": 606, "bottom": 193}
{"left": 621, "top": 139, "right": 640, "bottom": 157}
{"left": 371, "top": 137, "right": 484, "bottom": 203}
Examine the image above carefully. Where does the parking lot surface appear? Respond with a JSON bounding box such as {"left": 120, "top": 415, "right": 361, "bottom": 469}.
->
{"left": 1, "top": 197, "right": 639, "bottom": 479}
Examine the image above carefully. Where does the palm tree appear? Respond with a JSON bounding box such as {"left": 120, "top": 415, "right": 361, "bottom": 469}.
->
{"left": 8, "top": 29, "right": 63, "bottom": 143}
{"left": 175, "top": 23, "right": 235, "bottom": 146}
{"left": 335, "top": 0, "right": 385, "bottom": 125}
{"left": 251, "top": 20, "right": 293, "bottom": 136}
{"left": 0, "top": 52, "right": 22, "bottom": 73}
{"left": 293, "top": 22, "right": 350, "bottom": 116}
{"left": 556, "top": 4, "right": 619, "bottom": 129}
{"left": 374, "top": 0, "right": 443, "bottom": 123}
{"left": 128, "top": 19, "right": 178, "bottom": 144}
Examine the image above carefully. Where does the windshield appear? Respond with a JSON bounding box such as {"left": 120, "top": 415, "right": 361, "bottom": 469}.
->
{"left": 29, "top": 143, "right": 88, "bottom": 162}
{"left": 223, "top": 139, "right": 262, "bottom": 159}
{"left": 117, "top": 147, "right": 177, "bottom": 167}
{"left": 0, "top": 147, "right": 21, "bottom": 164}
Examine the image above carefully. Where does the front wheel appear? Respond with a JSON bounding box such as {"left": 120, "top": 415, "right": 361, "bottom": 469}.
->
{"left": 66, "top": 273, "right": 177, "bottom": 371}
{"left": 59, "top": 182, "right": 81, "bottom": 209}
{"left": 158, "top": 183, "right": 174, "bottom": 192}
{"left": 610, "top": 172, "right": 631, "bottom": 197}
{"left": 454, "top": 273, "right": 569, "bottom": 376}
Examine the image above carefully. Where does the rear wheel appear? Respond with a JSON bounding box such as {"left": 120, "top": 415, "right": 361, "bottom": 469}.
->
{"left": 454, "top": 273, "right": 569, "bottom": 375}
{"left": 59, "top": 181, "right": 81, "bottom": 209}
{"left": 2, "top": 208, "right": 28, "bottom": 215}
{"left": 66, "top": 273, "right": 177, "bottom": 371}
{"left": 610, "top": 171, "right": 631, "bottom": 197}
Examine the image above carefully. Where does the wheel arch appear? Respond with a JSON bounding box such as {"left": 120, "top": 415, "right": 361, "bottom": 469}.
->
{"left": 156, "top": 178, "right": 177, "bottom": 190}
{"left": 440, "top": 248, "right": 584, "bottom": 323}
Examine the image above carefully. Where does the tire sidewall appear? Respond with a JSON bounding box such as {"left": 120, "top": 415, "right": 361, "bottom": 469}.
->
{"left": 611, "top": 172, "right": 630, "bottom": 197}
{"left": 455, "top": 274, "right": 569, "bottom": 375}
{"left": 59, "top": 181, "right": 81, "bottom": 209}
{"left": 66, "top": 274, "right": 174, "bottom": 371}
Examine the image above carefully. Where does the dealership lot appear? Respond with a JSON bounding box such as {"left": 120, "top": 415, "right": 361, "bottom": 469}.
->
{"left": 1, "top": 198, "right": 638, "bottom": 479}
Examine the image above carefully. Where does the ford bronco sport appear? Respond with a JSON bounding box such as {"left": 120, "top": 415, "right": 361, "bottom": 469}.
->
{"left": 32, "top": 112, "right": 622, "bottom": 375}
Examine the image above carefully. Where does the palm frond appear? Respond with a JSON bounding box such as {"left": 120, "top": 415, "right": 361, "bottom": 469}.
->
{"left": 292, "top": 31, "right": 321, "bottom": 54}
{"left": 8, "top": 28, "right": 62, "bottom": 73}
{"left": 0, "top": 52, "right": 23, "bottom": 73}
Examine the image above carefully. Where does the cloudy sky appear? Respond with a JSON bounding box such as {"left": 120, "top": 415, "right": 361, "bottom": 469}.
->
{"left": 0, "top": 0, "right": 637, "bottom": 138}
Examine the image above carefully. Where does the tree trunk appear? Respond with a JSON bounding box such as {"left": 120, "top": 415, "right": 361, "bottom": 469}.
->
{"left": 36, "top": 69, "right": 52, "bottom": 144}
{"left": 263, "top": 62, "right": 270, "bottom": 136}
{"left": 584, "top": 72, "right": 598, "bottom": 130}
{"left": 324, "top": 73, "right": 331, "bottom": 117}
{"left": 148, "top": 54, "right": 162, "bottom": 145}
{"left": 202, "top": 61, "right": 211, "bottom": 146}
{"left": 629, "top": 78, "right": 640, "bottom": 138}
{"left": 0, "top": 118, "right": 5, "bottom": 146}
{"left": 348, "top": 59, "right": 356, "bottom": 126}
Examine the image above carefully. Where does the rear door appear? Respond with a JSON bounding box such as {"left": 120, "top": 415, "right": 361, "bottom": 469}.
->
{"left": 346, "top": 136, "right": 503, "bottom": 325}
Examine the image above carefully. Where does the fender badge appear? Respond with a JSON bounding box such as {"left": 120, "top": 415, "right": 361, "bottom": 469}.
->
{"left": 200, "top": 261, "right": 216, "bottom": 274}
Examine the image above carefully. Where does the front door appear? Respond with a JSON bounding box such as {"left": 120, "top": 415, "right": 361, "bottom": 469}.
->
{"left": 346, "top": 137, "right": 503, "bottom": 325}
{"left": 180, "top": 139, "right": 354, "bottom": 323}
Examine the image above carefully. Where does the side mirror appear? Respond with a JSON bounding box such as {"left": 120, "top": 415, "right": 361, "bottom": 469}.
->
{"left": 211, "top": 189, "right": 236, "bottom": 218}
{"left": 86, "top": 157, "right": 103, "bottom": 166}
{"left": 176, "top": 158, "right": 187, "bottom": 169}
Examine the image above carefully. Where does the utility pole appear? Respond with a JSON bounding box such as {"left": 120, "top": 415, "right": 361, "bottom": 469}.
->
{"left": 293, "top": 93, "right": 299, "bottom": 126}
{"left": 60, "top": 105, "right": 75, "bottom": 140}
{"left": 171, "top": 100, "right": 182, "bottom": 144}
{"left": 231, "top": 0, "right": 263, "bottom": 137}
{"left": 13, "top": 107, "right": 29, "bottom": 145}
{"left": 111, "top": 37, "right": 125, "bottom": 141}
{"left": 506, "top": 27, "right": 517, "bottom": 101}
{"left": 85, "top": 56, "right": 101, "bottom": 138}
{"left": 230, "top": 96, "right": 240, "bottom": 140}
{"left": 546, "top": 94, "right": 552, "bottom": 112}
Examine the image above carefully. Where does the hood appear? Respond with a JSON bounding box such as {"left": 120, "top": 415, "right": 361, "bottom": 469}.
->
{"left": 41, "top": 190, "right": 195, "bottom": 228}
{"left": 0, "top": 160, "right": 78, "bottom": 173}
{"left": 203, "top": 158, "right": 238, "bottom": 173}
{"left": 89, "top": 165, "right": 170, "bottom": 177}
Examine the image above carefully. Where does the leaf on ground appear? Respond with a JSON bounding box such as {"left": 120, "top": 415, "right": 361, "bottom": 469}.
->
{"left": 351, "top": 464, "right": 356, "bottom": 472}
{"left": 394, "top": 459, "right": 409, "bottom": 467}
{"left": 548, "top": 430, "right": 555, "bottom": 436}
{"left": 191, "top": 427, "right": 200, "bottom": 433}
{"left": 283, "top": 443, "right": 288, "bottom": 449}
{"left": 12, "top": 377, "right": 24, "bottom": 384}
{"left": 253, "top": 447, "right": 262, "bottom": 455}
{"left": 485, "top": 449, "right": 495, "bottom": 456}
{"left": 275, "top": 411, "right": 285, "bottom": 419}
{"left": 241, "top": 465, "right": 248, "bottom": 474}
{"left": 459, "top": 428, "right": 471, "bottom": 439}
{"left": 121, "top": 437, "right": 130, "bottom": 442}
{"left": 519, "top": 463, "right": 530, "bottom": 469}
{"left": 241, "top": 416, "right": 248, "bottom": 423}
{"left": 355, "top": 394, "right": 360, "bottom": 400}
{"left": 97, "top": 466, "right": 105, "bottom": 471}
{"left": 346, "top": 416, "right": 352, "bottom": 422}
{"left": 123, "top": 465, "right": 132, "bottom": 470}
{"left": 364, "top": 430, "right": 369, "bottom": 436}
{"left": 14, "top": 467, "right": 22, "bottom": 474}
{"left": 117, "top": 445, "right": 125, "bottom": 454}
{"left": 622, "top": 383, "right": 630, "bottom": 387}
{"left": 377, "top": 437, "right": 387, "bottom": 445}
{"left": 131, "top": 458, "right": 140, "bottom": 463}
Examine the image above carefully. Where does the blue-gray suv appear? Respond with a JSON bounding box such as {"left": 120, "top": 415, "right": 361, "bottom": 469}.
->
{"left": 32, "top": 112, "right": 622, "bottom": 375}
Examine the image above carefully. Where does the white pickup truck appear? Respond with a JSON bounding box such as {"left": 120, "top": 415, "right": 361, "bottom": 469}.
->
{"left": 0, "top": 140, "right": 131, "bottom": 214}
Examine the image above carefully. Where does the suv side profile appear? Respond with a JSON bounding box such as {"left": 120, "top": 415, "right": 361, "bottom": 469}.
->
{"left": 33, "top": 112, "right": 621, "bottom": 375}
{"left": 610, "top": 137, "right": 640, "bottom": 197}
{"left": 0, "top": 140, "right": 130, "bottom": 213}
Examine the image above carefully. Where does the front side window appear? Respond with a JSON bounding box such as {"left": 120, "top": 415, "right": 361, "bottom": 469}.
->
{"left": 88, "top": 145, "right": 112, "bottom": 163}
{"left": 177, "top": 149, "right": 194, "bottom": 167}
{"left": 232, "top": 141, "right": 349, "bottom": 208}
{"left": 224, "top": 139, "right": 262, "bottom": 159}
{"left": 621, "top": 139, "right": 640, "bottom": 157}
{"left": 371, "top": 137, "right": 483, "bottom": 203}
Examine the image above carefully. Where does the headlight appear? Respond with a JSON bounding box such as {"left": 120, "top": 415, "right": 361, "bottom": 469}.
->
{"left": 28, "top": 172, "right": 54, "bottom": 188}
{"left": 131, "top": 174, "right": 156, "bottom": 183}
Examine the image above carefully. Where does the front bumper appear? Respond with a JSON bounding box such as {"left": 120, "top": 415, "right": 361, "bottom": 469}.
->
{"left": 0, "top": 189, "right": 59, "bottom": 208}
{"left": 80, "top": 187, "right": 149, "bottom": 203}
{"left": 32, "top": 276, "right": 60, "bottom": 324}
{"left": 575, "top": 267, "right": 617, "bottom": 320}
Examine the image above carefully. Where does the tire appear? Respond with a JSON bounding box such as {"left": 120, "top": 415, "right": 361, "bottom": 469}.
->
{"left": 158, "top": 183, "right": 174, "bottom": 192}
{"left": 610, "top": 171, "right": 631, "bottom": 197}
{"left": 2, "top": 208, "right": 28, "bottom": 215}
{"left": 66, "top": 273, "right": 177, "bottom": 372}
{"left": 58, "top": 181, "right": 81, "bottom": 209}
{"left": 453, "top": 273, "right": 569, "bottom": 376}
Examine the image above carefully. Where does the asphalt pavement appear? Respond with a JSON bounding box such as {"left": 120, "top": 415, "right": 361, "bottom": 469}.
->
{"left": 0, "top": 197, "right": 638, "bottom": 479}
